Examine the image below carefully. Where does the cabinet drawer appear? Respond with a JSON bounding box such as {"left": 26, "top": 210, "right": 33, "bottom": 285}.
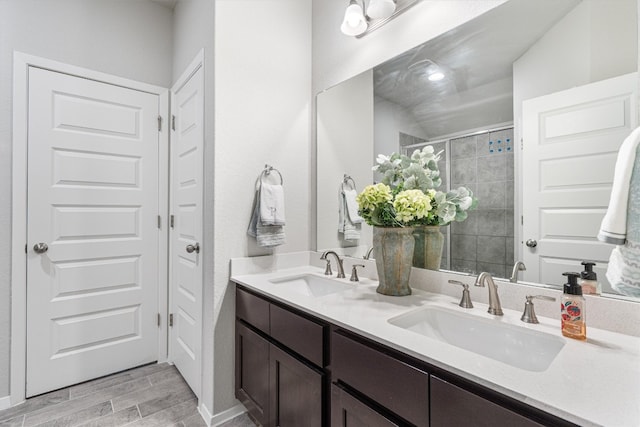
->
{"left": 270, "top": 303, "right": 325, "bottom": 367}
{"left": 331, "top": 384, "right": 399, "bottom": 427}
{"left": 236, "top": 287, "right": 270, "bottom": 334}
{"left": 332, "top": 330, "right": 429, "bottom": 427}
{"left": 430, "top": 376, "right": 544, "bottom": 427}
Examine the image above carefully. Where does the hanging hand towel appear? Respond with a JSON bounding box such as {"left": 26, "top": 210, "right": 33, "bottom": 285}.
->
{"left": 260, "top": 183, "right": 286, "bottom": 226}
{"left": 343, "top": 188, "right": 363, "bottom": 224}
{"left": 605, "top": 143, "right": 640, "bottom": 297}
{"left": 338, "top": 186, "right": 361, "bottom": 241}
{"left": 248, "top": 186, "right": 285, "bottom": 247}
{"left": 598, "top": 126, "right": 640, "bottom": 245}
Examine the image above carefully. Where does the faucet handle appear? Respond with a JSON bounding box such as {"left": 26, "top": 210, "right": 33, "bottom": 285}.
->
{"left": 448, "top": 280, "right": 474, "bottom": 309}
{"left": 323, "top": 259, "right": 332, "bottom": 276}
{"left": 521, "top": 295, "right": 556, "bottom": 324}
{"left": 350, "top": 264, "right": 365, "bottom": 282}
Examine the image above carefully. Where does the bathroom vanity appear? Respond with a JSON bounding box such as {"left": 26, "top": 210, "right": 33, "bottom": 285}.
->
{"left": 231, "top": 253, "right": 640, "bottom": 427}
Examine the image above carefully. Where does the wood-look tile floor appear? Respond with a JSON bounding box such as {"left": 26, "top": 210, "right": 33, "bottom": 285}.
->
{"left": 0, "top": 363, "right": 256, "bottom": 427}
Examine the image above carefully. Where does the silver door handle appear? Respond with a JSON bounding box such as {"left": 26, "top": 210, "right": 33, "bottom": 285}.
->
{"left": 186, "top": 243, "right": 200, "bottom": 254}
{"left": 33, "top": 243, "right": 48, "bottom": 254}
{"left": 526, "top": 239, "right": 537, "bottom": 248}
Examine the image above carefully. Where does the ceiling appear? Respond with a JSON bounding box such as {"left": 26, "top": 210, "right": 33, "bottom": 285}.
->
{"left": 373, "top": 0, "right": 581, "bottom": 139}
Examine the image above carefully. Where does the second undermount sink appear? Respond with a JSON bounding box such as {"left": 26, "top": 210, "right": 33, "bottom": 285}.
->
{"left": 388, "top": 306, "right": 565, "bottom": 372}
{"left": 269, "top": 274, "right": 353, "bottom": 297}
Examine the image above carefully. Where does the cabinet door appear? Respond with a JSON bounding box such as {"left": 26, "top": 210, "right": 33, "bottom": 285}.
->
{"left": 270, "top": 344, "right": 323, "bottom": 427}
{"left": 431, "top": 376, "right": 544, "bottom": 427}
{"left": 331, "top": 385, "right": 399, "bottom": 427}
{"left": 236, "top": 321, "right": 270, "bottom": 426}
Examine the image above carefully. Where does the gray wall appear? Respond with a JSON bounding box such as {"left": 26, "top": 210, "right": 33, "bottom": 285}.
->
{"left": 0, "top": 0, "right": 173, "bottom": 399}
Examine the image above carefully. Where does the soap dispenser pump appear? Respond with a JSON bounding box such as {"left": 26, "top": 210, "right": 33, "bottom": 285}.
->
{"left": 561, "top": 272, "right": 586, "bottom": 340}
{"left": 580, "top": 261, "right": 600, "bottom": 295}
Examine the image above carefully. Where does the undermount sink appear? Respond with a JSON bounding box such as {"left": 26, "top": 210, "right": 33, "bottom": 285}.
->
{"left": 269, "top": 274, "right": 353, "bottom": 297}
{"left": 388, "top": 306, "right": 565, "bottom": 372}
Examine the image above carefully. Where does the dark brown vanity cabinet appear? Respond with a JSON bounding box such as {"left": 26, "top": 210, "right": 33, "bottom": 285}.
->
{"left": 235, "top": 286, "right": 326, "bottom": 427}
{"left": 235, "top": 284, "right": 577, "bottom": 427}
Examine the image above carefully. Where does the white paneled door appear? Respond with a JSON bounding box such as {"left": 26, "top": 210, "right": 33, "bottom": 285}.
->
{"left": 26, "top": 67, "right": 160, "bottom": 396}
{"left": 522, "top": 72, "right": 638, "bottom": 289}
{"left": 170, "top": 62, "right": 204, "bottom": 396}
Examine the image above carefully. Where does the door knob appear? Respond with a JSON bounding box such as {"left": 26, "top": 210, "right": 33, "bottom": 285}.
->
{"left": 33, "top": 243, "right": 48, "bottom": 254}
{"left": 186, "top": 243, "right": 200, "bottom": 254}
{"left": 526, "top": 239, "right": 537, "bottom": 248}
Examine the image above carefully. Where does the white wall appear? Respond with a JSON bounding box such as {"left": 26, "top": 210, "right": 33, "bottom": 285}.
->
{"left": 171, "top": 0, "right": 217, "bottom": 417}
{"left": 317, "top": 70, "right": 374, "bottom": 254}
{"left": 213, "top": 0, "right": 312, "bottom": 416}
{"left": 374, "top": 96, "right": 431, "bottom": 156}
{"left": 0, "top": 0, "right": 173, "bottom": 400}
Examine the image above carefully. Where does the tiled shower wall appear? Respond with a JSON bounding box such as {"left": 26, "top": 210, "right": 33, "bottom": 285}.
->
{"left": 401, "top": 128, "right": 515, "bottom": 278}
{"left": 449, "top": 128, "right": 514, "bottom": 278}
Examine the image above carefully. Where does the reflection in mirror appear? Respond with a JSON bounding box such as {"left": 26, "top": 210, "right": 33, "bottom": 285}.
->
{"left": 316, "top": 0, "right": 639, "bottom": 300}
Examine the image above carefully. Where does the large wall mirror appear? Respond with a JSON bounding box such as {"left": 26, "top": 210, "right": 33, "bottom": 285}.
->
{"left": 316, "top": 0, "right": 640, "bottom": 300}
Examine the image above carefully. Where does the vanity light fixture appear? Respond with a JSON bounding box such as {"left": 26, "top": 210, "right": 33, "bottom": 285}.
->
{"left": 341, "top": 0, "right": 421, "bottom": 38}
{"left": 408, "top": 58, "right": 446, "bottom": 82}
{"left": 341, "top": 0, "right": 368, "bottom": 36}
{"left": 367, "top": 0, "right": 397, "bottom": 20}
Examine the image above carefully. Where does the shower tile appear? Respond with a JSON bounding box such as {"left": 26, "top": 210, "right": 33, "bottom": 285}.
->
{"left": 477, "top": 155, "right": 506, "bottom": 182}
{"left": 477, "top": 236, "right": 506, "bottom": 263}
{"left": 477, "top": 182, "right": 506, "bottom": 210}
{"left": 451, "top": 212, "right": 478, "bottom": 235}
{"left": 476, "top": 262, "right": 506, "bottom": 279}
{"left": 476, "top": 132, "right": 491, "bottom": 155}
{"left": 451, "top": 259, "right": 478, "bottom": 275}
{"left": 476, "top": 210, "right": 506, "bottom": 237}
{"left": 506, "top": 180, "right": 514, "bottom": 209}
{"left": 451, "top": 157, "right": 477, "bottom": 186}
{"left": 506, "top": 236, "right": 515, "bottom": 265}
{"left": 506, "top": 209, "right": 515, "bottom": 237}
{"left": 506, "top": 152, "right": 514, "bottom": 180}
{"left": 451, "top": 135, "right": 476, "bottom": 159}
{"left": 451, "top": 234, "right": 477, "bottom": 261}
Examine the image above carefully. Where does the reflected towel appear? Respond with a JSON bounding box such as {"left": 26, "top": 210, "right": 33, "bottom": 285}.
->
{"left": 338, "top": 186, "right": 361, "bottom": 241}
{"left": 606, "top": 143, "right": 640, "bottom": 297}
{"left": 598, "top": 126, "right": 640, "bottom": 245}
{"left": 260, "top": 183, "right": 285, "bottom": 226}
{"left": 343, "top": 189, "right": 363, "bottom": 224}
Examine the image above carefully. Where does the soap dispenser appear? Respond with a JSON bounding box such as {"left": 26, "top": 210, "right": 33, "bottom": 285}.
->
{"left": 580, "top": 261, "right": 600, "bottom": 295}
{"left": 561, "top": 272, "right": 586, "bottom": 340}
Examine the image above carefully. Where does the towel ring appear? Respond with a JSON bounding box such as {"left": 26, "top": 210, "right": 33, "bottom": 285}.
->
{"left": 341, "top": 174, "right": 356, "bottom": 191}
{"left": 261, "top": 164, "right": 283, "bottom": 185}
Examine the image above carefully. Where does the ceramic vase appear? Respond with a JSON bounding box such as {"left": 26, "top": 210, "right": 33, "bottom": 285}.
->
{"left": 373, "top": 227, "right": 415, "bottom": 296}
{"left": 412, "top": 225, "right": 444, "bottom": 270}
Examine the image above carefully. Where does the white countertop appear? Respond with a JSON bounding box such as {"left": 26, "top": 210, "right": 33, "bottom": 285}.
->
{"left": 231, "top": 261, "right": 640, "bottom": 427}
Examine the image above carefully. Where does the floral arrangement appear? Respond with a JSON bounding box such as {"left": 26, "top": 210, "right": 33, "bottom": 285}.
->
{"left": 356, "top": 146, "right": 478, "bottom": 227}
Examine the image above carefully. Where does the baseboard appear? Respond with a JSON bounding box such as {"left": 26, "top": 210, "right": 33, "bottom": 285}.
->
{"left": 199, "top": 402, "right": 247, "bottom": 427}
{"left": 0, "top": 395, "right": 11, "bottom": 411}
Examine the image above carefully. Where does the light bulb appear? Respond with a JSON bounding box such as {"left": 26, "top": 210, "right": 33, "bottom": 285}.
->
{"left": 428, "top": 71, "right": 445, "bottom": 82}
{"left": 341, "top": 1, "right": 367, "bottom": 36}
{"left": 367, "top": 0, "right": 396, "bottom": 20}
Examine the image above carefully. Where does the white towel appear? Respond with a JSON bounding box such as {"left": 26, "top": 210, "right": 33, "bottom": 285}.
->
{"left": 260, "top": 183, "right": 285, "bottom": 226}
{"left": 248, "top": 187, "right": 285, "bottom": 247}
{"left": 598, "top": 126, "right": 640, "bottom": 245}
{"left": 343, "top": 189, "right": 363, "bottom": 224}
{"left": 338, "top": 186, "right": 361, "bottom": 241}
{"left": 605, "top": 143, "right": 640, "bottom": 296}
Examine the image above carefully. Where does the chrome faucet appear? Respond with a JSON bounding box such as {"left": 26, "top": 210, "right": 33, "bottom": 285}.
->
{"left": 320, "top": 251, "right": 346, "bottom": 278}
{"left": 474, "top": 272, "right": 503, "bottom": 316}
{"left": 509, "top": 261, "right": 527, "bottom": 283}
{"left": 363, "top": 247, "right": 374, "bottom": 260}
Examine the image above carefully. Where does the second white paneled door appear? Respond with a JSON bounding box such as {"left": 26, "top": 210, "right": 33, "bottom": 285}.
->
{"left": 26, "top": 67, "right": 161, "bottom": 396}
{"left": 170, "top": 58, "right": 204, "bottom": 396}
